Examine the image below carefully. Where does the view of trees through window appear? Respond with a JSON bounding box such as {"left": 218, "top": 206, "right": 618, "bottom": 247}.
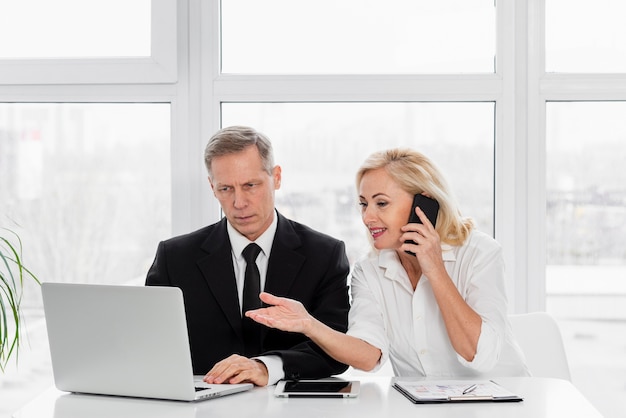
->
{"left": 0, "top": 104, "right": 171, "bottom": 308}
{"left": 223, "top": 102, "right": 495, "bottom": 265}
{"left": 546, "top": 102, "right": 626, "bottom": 317}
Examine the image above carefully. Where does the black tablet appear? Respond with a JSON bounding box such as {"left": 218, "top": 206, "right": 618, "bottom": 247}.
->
{"left": 274, "top": 379, "right": 360, "bottom": 398}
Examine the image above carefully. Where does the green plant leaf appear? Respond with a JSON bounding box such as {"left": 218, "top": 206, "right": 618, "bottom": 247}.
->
{"left": 0, "top": 228, "right": 40, "bottom": 372}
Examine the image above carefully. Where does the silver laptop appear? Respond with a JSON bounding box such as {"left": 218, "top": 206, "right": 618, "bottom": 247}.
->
{"left": 41, "top": 282, "right": 253, "bottom": 402}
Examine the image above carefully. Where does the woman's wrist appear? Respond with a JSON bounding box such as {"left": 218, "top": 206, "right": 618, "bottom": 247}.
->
{"left": 303, "top": 315, "right": 324, "bottom": 340}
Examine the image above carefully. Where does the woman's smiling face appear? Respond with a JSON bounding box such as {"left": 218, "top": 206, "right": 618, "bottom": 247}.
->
{"left": 358, "top": 168, "right": 414, "bottom": 250}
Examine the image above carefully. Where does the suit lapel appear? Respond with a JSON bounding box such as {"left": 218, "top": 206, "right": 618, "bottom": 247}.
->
{"left": 264, "top": 213, "right": 306, "bottom": 297}
{"left": 196, "top": 213, "right": 306, "bottom": 348}
{"left": 197, "top": 218, "right": 243, "bottom": 339}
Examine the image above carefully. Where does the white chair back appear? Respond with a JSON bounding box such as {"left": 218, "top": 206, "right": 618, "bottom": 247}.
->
{"left": 509, "top": 312, "right": 571, "bottom": 380}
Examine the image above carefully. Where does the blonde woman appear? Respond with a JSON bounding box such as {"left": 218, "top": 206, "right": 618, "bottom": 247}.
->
{"left": 247, "top": 148, "right": 529, "bottom": 378}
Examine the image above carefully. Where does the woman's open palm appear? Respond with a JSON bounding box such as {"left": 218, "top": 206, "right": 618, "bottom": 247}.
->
{"left": 245, "top": 292, "right": 313, "bottom": 334}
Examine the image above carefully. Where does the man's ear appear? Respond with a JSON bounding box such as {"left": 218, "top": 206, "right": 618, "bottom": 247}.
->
{"left": 273, "top": 165, "right": 282, "bottom": 190}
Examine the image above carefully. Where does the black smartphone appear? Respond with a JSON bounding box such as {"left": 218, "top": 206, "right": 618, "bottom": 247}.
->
{"left": 408, "top": 194, "right": 439, "bottom": 226}
{"left": 405, "top": 194, "right": 439, "bottom": 255}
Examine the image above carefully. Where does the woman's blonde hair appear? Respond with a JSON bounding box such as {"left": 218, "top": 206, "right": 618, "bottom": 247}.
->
{"left": 356, "top": 148, "right": 474, "bottom": 246}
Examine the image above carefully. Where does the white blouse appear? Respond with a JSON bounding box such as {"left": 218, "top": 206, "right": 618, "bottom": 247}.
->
{"left": 347, "top": 229, "right": 530, "bottom": 378}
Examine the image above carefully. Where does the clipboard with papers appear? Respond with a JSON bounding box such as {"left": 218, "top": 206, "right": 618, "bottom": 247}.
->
{"left": 392, "top": 379, "right": 523, "bottom": 404}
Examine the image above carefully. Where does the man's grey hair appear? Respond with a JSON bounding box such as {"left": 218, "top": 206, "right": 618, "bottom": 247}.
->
{"left": 204, "top": 126, "right": 275, "bottom": 178}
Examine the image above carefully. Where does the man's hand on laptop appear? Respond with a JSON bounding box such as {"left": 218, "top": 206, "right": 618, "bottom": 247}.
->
{"left": 203, "top": 354, "right": 269, "bottom": 387}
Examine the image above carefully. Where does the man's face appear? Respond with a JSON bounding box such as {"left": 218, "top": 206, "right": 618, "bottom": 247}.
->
{"left": 209, "top": 145, "right": 281, "bottom": 241}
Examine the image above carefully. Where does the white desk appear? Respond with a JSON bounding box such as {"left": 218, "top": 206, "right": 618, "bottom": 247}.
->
{"left": 13, "top": 377, "right": 602, "bottom": 418}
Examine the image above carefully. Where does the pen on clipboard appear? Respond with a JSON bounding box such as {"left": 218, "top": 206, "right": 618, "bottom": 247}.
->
{"left": 462, "top": 384, "right": 478, "bottom": 395}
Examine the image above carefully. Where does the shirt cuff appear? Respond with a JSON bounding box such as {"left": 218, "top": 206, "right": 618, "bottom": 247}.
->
{"left": 253, "top": 355, "right": 285, "bottom": 386}
{"left": 346, "top": 329, "right": 388, "bottom": 373}
{"left": 457, "top": 320, "right": 501, "bottom": 372}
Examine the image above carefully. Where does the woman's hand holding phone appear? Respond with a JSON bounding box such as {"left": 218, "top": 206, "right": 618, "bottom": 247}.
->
{"left": 404, "top": 194, "right": 439, "bottom": 255}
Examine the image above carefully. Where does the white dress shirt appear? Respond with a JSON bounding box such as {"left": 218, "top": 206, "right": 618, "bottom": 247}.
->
{"left": 227, "top": 211, "right": 285, "bottom": 385}
{"left": 347, "top": 229, "right": 530, "bottom": 378}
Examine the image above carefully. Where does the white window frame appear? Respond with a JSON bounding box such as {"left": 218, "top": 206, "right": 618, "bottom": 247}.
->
{"left": 0, "top": 0, "right": 177, "bottom": 84}
{"left": 199, "top": 0, "right": 526, "bottom": 311}
{"left": 0, "top": 0, "right": 195, "bottom": 237}
{"left": 3, "top": 0, "right": 626, "bottom": 314}
{"left": 526, "top": 0, "right": 626, "bottom": 312}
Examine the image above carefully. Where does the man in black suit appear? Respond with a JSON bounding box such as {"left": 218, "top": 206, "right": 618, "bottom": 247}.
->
{"left": 146, "top": 126, "right": 350, "bottom": 386}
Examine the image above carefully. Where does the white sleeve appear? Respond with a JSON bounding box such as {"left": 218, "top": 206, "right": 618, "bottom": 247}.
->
{"left": 455, "top": 236, "right": 508, "bottom": 372}
{"left": 346, "top": 261, "right": 390, "bottom": 372}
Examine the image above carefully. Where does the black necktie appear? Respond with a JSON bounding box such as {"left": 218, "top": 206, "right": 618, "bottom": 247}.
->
{"left": 241, "top": 243, "right": 262, "bottom": 356}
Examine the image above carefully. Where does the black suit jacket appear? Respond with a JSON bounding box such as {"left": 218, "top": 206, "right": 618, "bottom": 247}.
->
{"left": 145, "top": 212, "right": 350, "bottom": 379}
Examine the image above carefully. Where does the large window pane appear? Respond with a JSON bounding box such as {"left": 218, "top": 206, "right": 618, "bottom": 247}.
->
{"left": 546, "top": 0, "right": 626, "bottom": 73}
{"left": 222, "top": 102, "right": 494, "bottom": 263}
{"left": 221, "top": 0, "right": 495, "bottom": 74}
{"left": 0, "top": 103, "right": 171, "bottom": 295}
{"left": 546, "top": 101, "right": 626, "bottom": 417}
{"left": 0, "top": 0, "right": 151, "bottom": 58}
{"left": 546, "top": 102, "right": 626, "bottom": 301}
